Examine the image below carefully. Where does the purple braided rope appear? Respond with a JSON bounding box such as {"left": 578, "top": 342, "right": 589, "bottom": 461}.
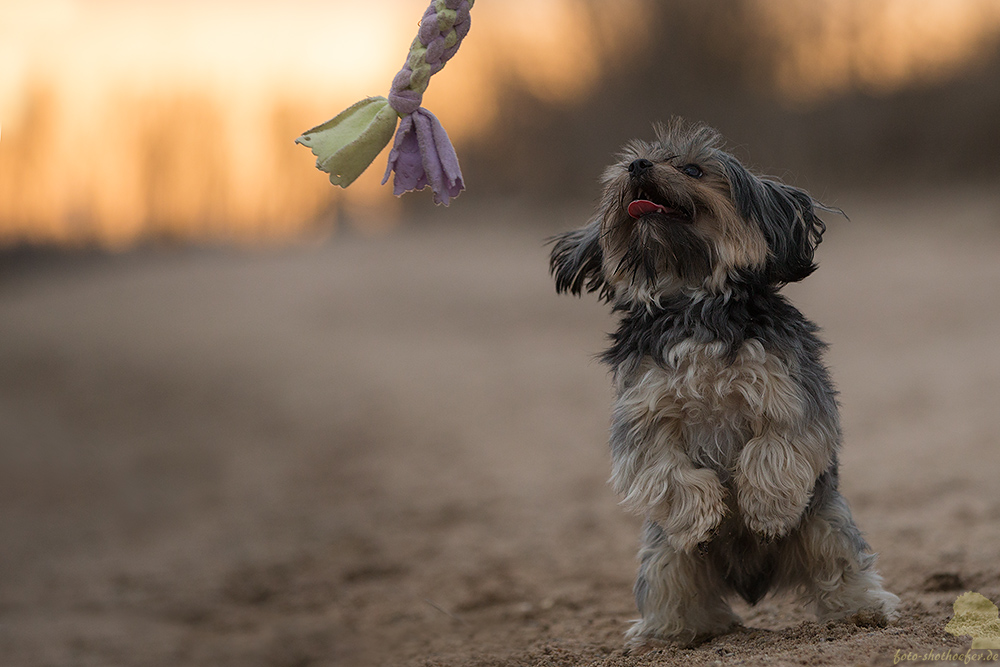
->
{"left": 381, "top": 0, "right": 473, "bottom": 205}
{"left": 388, "top": 0, "right": 473, "bottom": 117}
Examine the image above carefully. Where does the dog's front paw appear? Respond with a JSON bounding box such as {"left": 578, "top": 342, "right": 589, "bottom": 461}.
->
{"left": 656, "top": 468, "right": 727, "bottom": 553}
{"left": 737, "top": 485, "right": 808, "bottom": 540}
{"left": 739, "top": 493, "right": 805, "bottom": 540}
{"left": 736, "top": 436, "right": 815, "bottom": 540}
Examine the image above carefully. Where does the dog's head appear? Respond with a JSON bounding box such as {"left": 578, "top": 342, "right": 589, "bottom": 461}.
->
{"left": 550, "top": 120, "right": 828, "bottom": 304}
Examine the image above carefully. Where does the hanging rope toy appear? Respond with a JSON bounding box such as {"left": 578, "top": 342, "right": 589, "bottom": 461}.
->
{"left": 296, "top": 0, "right": 473, "bottom": 206}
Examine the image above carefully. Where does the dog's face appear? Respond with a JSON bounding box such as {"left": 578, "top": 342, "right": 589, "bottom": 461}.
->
{"left": 551, "top": 121, "right": 827, "bottom": 304}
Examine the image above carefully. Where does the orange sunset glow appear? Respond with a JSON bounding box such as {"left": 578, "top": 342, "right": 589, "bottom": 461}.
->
{"left": 753, "top": 0, "right": 1000, "bottom": 103}
{"left": 1, "top": 0, "right": 999, "bottom": 247}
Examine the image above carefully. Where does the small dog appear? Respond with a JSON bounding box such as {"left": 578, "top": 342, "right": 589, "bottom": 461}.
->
{"left": 549, "top": 120, "right": 899, "bottom": 645}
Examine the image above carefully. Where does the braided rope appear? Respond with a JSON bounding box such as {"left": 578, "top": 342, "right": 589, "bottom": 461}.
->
{"left": 297, "top": 0, "right": 474, "bottom": 205}
{"left": 388, "top": 0, "right": 474, "bottom": 116}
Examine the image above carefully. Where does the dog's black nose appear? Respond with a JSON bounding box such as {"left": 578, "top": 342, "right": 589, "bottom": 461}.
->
{"left": 628, "top": 158, "right": 653, "bottom": 175}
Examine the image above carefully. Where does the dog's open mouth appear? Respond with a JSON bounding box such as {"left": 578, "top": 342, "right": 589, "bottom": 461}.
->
{"left": 627, "top": 188, "right": 688, "bottom": 220}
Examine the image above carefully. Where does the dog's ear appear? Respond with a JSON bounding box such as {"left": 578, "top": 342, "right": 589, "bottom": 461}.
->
{"left": 722, "top": 156, "right": 827, "bottom": 284}
{"left": 548, "top": 217, "right": 611, "bottom": 299}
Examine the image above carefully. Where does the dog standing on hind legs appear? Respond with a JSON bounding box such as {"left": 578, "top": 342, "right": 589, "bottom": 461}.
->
{"left": 549, "top": 119, "right": 899, "bottom": 647}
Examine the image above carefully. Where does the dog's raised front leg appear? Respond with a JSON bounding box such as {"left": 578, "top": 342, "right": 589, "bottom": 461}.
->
{"left": 728, "top": 343, "right": 837, "bottom": 540}
{"left": 735, "top": 421, "right": 831, "bottom": 540}
{"left": 610, "top": 403, "right": 726, "bottom": 553}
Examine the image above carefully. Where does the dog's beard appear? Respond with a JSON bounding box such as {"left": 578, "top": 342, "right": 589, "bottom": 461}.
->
{"left": 605, "top": 211, "right": 715, "bottom": 290}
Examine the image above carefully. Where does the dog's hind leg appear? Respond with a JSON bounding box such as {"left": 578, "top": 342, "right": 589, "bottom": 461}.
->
{"left": 626, "top": 520, "right": 740, "bottom": 647}
{"left": 776, "top": 476, "right": 899, "bottom": 625}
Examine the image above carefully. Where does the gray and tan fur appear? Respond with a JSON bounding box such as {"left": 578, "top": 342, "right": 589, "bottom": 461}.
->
{"left": 549, "top": 119, "right": 898, "bottom": 646}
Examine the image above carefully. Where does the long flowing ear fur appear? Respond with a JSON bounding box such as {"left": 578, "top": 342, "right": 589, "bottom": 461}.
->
{"left": 721, "top": 154, "right": 827, "bottom": 285}
{"left": 548, "top": 217, "right": 611, "bottom": 299}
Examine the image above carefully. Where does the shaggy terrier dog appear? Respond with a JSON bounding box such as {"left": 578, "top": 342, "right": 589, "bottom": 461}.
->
{"left": 549, "top": 120, "right": 899, "bottom": 646}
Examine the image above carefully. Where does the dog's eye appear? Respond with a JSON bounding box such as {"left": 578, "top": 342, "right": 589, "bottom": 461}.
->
{"left": 680, "top": 164, "right": 704, "bottom": 179}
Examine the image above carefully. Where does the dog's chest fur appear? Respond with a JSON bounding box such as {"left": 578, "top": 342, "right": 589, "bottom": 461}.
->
{"left": 606, "top": 289, "right": 820, "bottom": 480}
{"left": 617, "top": 337, "right": 800, "bottom": 477}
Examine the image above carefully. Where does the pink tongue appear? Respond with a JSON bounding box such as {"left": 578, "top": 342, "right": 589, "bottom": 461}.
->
{"left": 628, "top": 199, "right": 668, "bottom": 219}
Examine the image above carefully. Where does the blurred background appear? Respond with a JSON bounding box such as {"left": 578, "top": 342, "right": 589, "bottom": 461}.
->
{"left": 3, "top": 2, "right": 1000, "bottom": 666}
{"left": 2, "top": 0, "right": 1000, "bottom": 245}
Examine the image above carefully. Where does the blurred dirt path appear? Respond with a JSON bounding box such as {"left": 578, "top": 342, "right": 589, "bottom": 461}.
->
{"left": 1, "top": 195, "right": 999, "bottom": 666}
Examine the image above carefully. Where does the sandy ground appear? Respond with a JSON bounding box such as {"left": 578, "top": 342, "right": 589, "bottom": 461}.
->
{"left": 2, "top": 192, "right": 1000, "bottom": 667}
